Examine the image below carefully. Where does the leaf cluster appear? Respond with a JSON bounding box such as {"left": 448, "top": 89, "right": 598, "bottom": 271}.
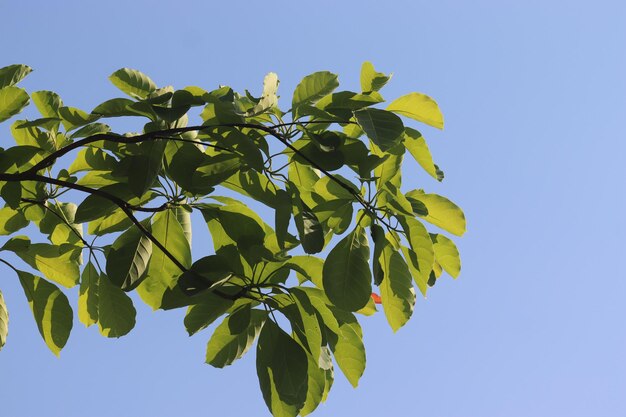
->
{"left": 0, "top": 62, "right": 465, "bottom": 416}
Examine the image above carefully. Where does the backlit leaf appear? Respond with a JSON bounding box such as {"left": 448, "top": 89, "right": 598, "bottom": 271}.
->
{"left": 18, "top": 270, "right": 72, "bottom": 356}
{"left": 387, "top": 92, "right": 444, "bottom": 129}
{"left": 322, "top": 226, "right": 372, "bottom": 312}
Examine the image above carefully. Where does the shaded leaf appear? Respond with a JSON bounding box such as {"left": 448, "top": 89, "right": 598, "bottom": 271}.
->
{"left": 322, "top": 226, "right": 372, "bottom": 312}
{"left": 206, "top": 309, "right": 267, "bottom": 368}
{"left": 18, "top": 270, "right": 72, "bottom": 356}
{"left": 0, "top": 64, "right": 32, "bottom": 88}
{"left": 360, "top": 61, "right": 391, "bottom": 92}
{"left": 106, "top": 220, "right": 153, "bottom": 291}
{"left": 257, "top": 319, "right": 309, "bottom": 417}
{"left": 354, "top": 108, "right": 404, "bottom": 151}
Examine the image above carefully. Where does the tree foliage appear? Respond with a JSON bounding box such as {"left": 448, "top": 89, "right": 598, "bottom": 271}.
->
{"left": 0, "top": 62, "right": 465, "bottom": 416}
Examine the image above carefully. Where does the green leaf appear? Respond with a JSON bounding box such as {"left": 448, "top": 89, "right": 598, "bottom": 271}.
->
{"left": 290, "top": 185, "right": 324, "bottom": 254}
{"left": 379, "top": 243, "right": 416, "bottom": 332}
{"left": 206, "top": 308, "right": 267, "bottom": 368}
{"left": 322, "top": 226, "right": 372, "bottom": 312}
{"left": 128, "top": 140, "right": 165, "bottom": 197}
{"left": 398, "top": 216, "right": 434, "bottom": 292}
{"left": 91, "top": 98, "right": 145, "bottom": 118}
{"left": 174, "top": 206, "right": 193, "bottom": 248}
{"left": 184, "top": 295, "right": 234, "bottom": 336}
{"left": 404, "top": 128, "right": 443, "bottom": 181}
{"left": 69, "top": 122, "right": 111, "bottom": 139}
{"left": 354, "top": 108, "right": 404, "bottom": 151}
{"left": 387, "top": 92, "right": 444, "bottom": 129}
{"left": 7, "top": 242, "right": 80, "bottom": 288}
{"left": 137, "top": 210, "right": 191, "bottom": 309}
{"left": 431, "top": 233, "right": 461, "bottom": 278}
{"left": 326, "top": 308, "right": 365, "bottom": 387}
{"left": 0, "top": 64, "right": 32, "bottom": 88}
{"left": 97, "top": 273, "right": 136, "bottom": 338}
{"left": 256, "top": 319, "right": 309, "bottom": 417}
{"left": 109, "top": 68, "right": 157, "bottom": 100}
{"left": 0, "top": 86, "right": 30, "bottom": 123}
{"left": 0, "top": 290, "right": 8, "bottom": 351}
{"left": 0, "top": 182, "right": 22, "bottom": 209}
{"left": 78, "top": 262, "right": 99, "bottom": 327}
{"left": 300, "top": 346, "right": 333, "bottom": 416}
{"left": 31, "top": 90, "right": 63, "bottom": 119}
{"left": 0, "top": 207, "right": 28, "bottom": 235}
{"left": 58, "top": 106, "right": 100, "bottom": 131}
{"left": 17, "top": 271, "right": 73, "bottom": 356}
{"left": 106, "top": 220, "right": 153, "bottom": 291}
{"left": 292, "top": 71, "right": 339, "bottom": 115}
{"left": 406, "top": 190, "right": 466, "bottom": 236}
{"left": 360, "top": 61, "right": 391, "bottom": 92}
{"left": 289, "top": 288, "right": 323, "bottom": 363}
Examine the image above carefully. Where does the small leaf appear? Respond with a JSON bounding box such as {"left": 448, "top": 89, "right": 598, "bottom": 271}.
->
{"left": 109, "top": 68, "right": 157, "bottom": 100}
{"left": 398, "top": 216, "right": 434, "bottom": 290}
{"left": 78, "top": 262, "right": 99, "bottom": 327}
{"left": 0, "top": 290, "right": 8, "bottom": 351}
{"left": 360, "top": 61, "right": 391, "bottom": 92}
{"left": 322, "top": 226, "right": 372, "bottom": 312}
{"left": 257, "top": 319, "right": 309, "bottom": 417}
{"left": 106, "top": 221, "right": 153, "bottom": 291}
{"left": 354, "top": 108, "right": 404, "bottom": 151}
{"left": 17, "top": 271, "right": 73, "bottom": 356}
{"left": 387, "top": 92, "right": 444, "bottom": 129}
{"left": 0, "top": 86, "right": 30, "bottom": 123}
{"left": 0, "top": 64, "right": 32, "bottom": 88}
{"left": 206, "top": 309, "right": 267, "bottom": 368}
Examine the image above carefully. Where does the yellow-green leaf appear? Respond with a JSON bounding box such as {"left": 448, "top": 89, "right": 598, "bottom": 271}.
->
{"left": 387, "top": 92, "right": 444, "bottom": 129}
{"left": 406, "top": 190, "right": 466, "bottom": 236}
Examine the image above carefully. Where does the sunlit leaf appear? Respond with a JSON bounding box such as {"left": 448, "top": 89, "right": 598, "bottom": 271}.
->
{"left": 431, "top": 233, "right": 461, "bottom": 278}
{"left": 387, "top": 92, "right": 444, "bottom": 129}
{"left": 0, "top": 64, "right": 32, "bottom": 88}
{"left": 406, "top": 190, "right": 466, "bottom": 236}
{"left": 109, "top": 68, "right": 157, "bottom": 100}
{"left": 0, "top": 290, "right": 8, "bottom": 351}
{"left": 0, "top": 86, "right": 30, "bottom": 123}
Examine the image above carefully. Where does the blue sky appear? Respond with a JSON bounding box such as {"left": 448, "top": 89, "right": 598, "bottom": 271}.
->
{"left": 1, "top": 1, "right": 625, "bottom": 416}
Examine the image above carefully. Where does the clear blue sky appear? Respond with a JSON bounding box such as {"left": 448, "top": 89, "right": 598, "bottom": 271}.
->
{"left": 1, "top": 1, "right": 625, "bottom": 416}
